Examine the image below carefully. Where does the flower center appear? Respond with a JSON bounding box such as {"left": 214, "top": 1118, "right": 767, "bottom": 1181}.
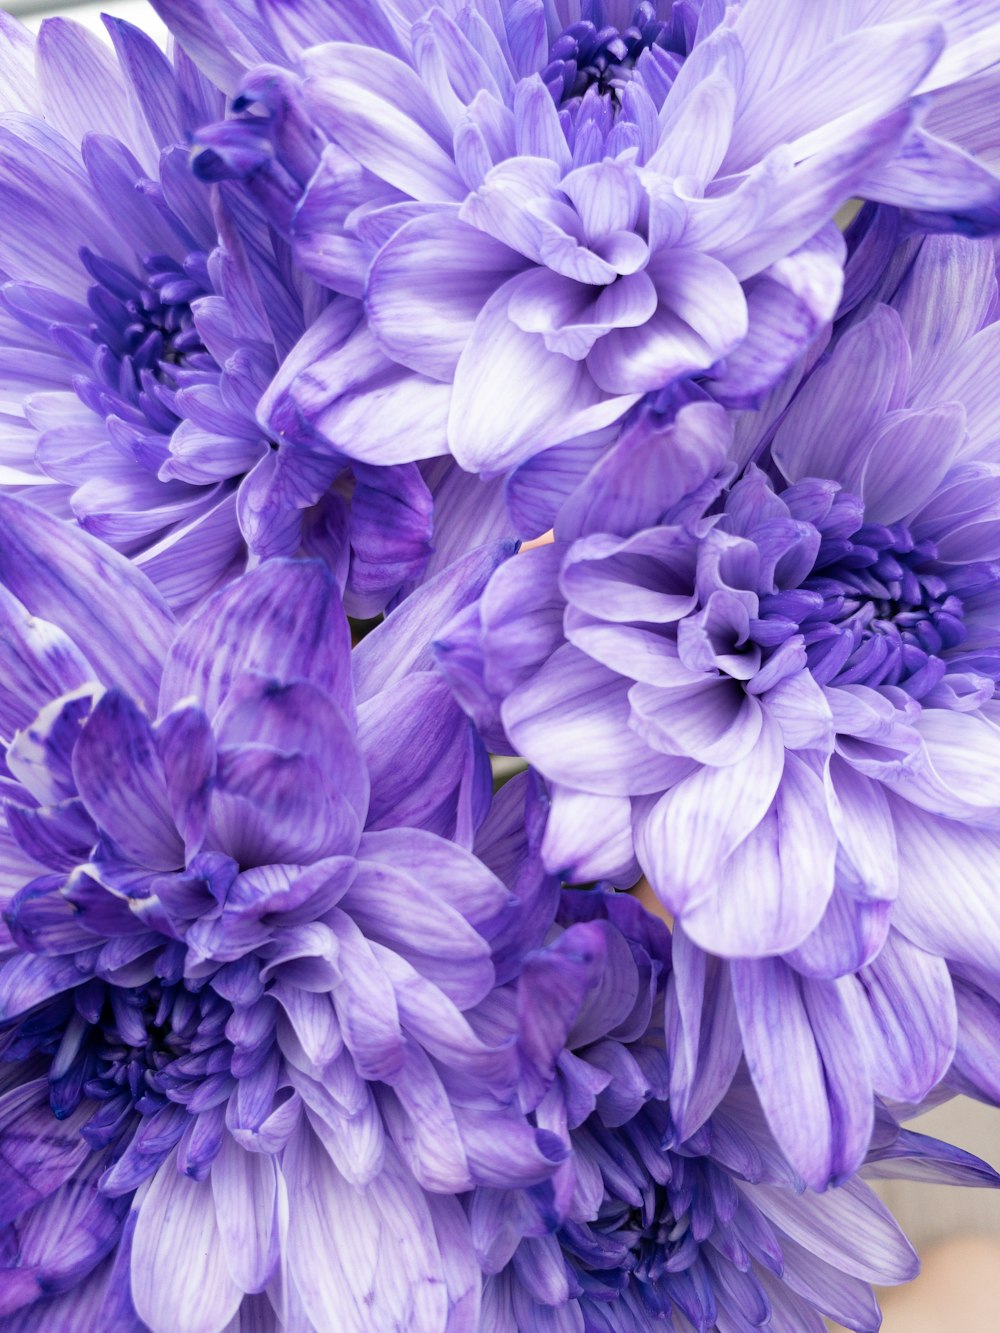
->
{"left": 758, "top": 509, "right": 1000, "bottom": 695}
{"left": 79, "top": 247, "right": 214, "bottom": 429}
{"left": 559, "top": 1180, "right": 696, "bottom": 1318}
{"left": 611, "top": 1189, "right": 691, "bottom": 1284}
{"left": 35, "top": 979, "right": 233, "bottom": 1133}
{"left": 557, "top": 1112, "right": 698, "bottom": 1312}
{"left": 543, "top": 3, "right": 676, "bottom": 108}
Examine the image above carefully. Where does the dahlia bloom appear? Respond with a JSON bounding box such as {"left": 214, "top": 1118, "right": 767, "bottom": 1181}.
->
{"left": 0, "top": 499, "right": 559, "bottom": 1329}
{"left": 0, "top": 13, "right": 512, "bottom": 618}
{"left": 437, "top": 232, "right": 1000, "bottom": 1182}
{"left": 167, "top": 0, "right": 1000, "bottom": 481}
{"left": 474, "top": 889, "right": 998, "bottom": 1331}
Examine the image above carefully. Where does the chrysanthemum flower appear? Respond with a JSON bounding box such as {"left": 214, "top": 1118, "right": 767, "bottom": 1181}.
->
{"left": 0, "top": 13, "right": 261, "bottom": 611}
{"left": 437, "top": 231, "right": 1000, "bottom": 1183}
{"left": 0, "top": 13, "right": 512, "bottom": 618}
{"left": 473, "top": 888, "right": 998, "bottom": 1332}
{"left": 166, "top": 0, "right": 1000, "bottom": 482}
{"left": 0, "top": 499, "right": 561, "bottom": 1329}
{"left": 441, "top": 229, "right": 1000, "bottom": 959}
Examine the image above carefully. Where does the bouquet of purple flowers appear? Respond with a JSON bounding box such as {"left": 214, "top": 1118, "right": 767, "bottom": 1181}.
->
{"left": 3, "top": 1, "right": 1000, "bottom": 1328}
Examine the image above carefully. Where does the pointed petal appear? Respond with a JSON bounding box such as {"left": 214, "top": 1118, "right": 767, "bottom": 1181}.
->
{"left": 860, "top": 930, "right": 956, "bottom": 1102}
{"left": 730, "top": 958, "right": 833, "bottom": 1189}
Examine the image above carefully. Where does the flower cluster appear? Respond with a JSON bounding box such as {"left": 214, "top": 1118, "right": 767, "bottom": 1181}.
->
{"left": 2, "top": 2, "right": 1000, "bottom": 1330}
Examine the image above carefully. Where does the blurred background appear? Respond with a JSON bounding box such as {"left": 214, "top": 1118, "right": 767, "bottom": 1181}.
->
{"left": 863, "top": 1098, "right": 1000, "bottom": 1330}
{"left": 4, "top": 0, "right": 1000, "bottom": 1325}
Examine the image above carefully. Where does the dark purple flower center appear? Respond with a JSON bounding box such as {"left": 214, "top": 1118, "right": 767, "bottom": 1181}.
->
{"left": 77, "top": 246, "right": 214, "bottom": 433}
{"left": 600, "top": 1188, "right": 692, "bottom": 1287}
{"left": 758, "top": 509, "right": 1000, "bottom": 695}
{"left": 6, "top": 978, "right": 233, "bottom": 1136}
{"left": 557, "top": 1115, "right": 719, "bottom": 1323}
{"left": 543, "top": 3, "right": 678, "bottom": 108}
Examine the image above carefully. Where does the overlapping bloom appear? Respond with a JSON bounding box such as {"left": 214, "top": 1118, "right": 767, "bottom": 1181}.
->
{"left": 472, "top": 888, "right": 998, "bottom": 1331}
{"left": 437, "top": 230, "right": 1000, "bottom": 1183}
{"left": 3, "top": 2, "right": 1000, "bottom": 1326}
{"left": 0, "top": 498, "right": 563, "bottom": 1329}
{"left": 0, "top": 12, "right": 514, "bottom": 618}
{"left": 0, "top": 13, "right": 261, "bottom": 610}
{"left": 163, "top": 0, "right": 1000, "bottom": 486}
{"left": 442, "top": 230, "right": 1000, "bottom": 954}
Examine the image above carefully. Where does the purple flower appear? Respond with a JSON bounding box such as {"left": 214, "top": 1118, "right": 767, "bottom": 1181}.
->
{"left": 443, "top": 229, "right": 1000, "bottom": 955}
{"left": 0, "top": 498, "right": 560, "bottom": 1329}
{"left": 473, "top": 888, "right": 999, "bottom": 1331}
{"left": 0, "top": 13, "right": 511, "bottom": 618}
{"left": 0, "top": 13, "right": 258, "bottom": 611}
{"left": 437, "top": 231, "right": 1000, "bottom": 1182}
{"left": 167, "top": 0, "right": 1000, "bottom": 481}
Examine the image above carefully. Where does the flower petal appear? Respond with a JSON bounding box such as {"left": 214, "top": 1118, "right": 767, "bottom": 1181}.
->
{"left": 681, "top": 753, "right": 836, "bottom": 956}
{"left": 367, "top": 209, "right": 526, "bottom": 379}
{"left": 283, "top": 1128, "right": 451, "bottom": 1333}
{"left": 504, "top": 643, "right": 695, "bottom": 796}
{"left": 72, "top": 689, "right": 183, "bottom": 870}
{"left": 890, "top": 798, "right": 1000, "bottom": 975}
{"left": 636, "top": 715, "right": 784, "bottom": 913}
{"left": 209, "top": 1132, "right": 279, "bottom": 1295}
{"left": 0, "top": 496, "right": 175, "bottom": 715}
{"left": 131, "top": 1153, "right": 243, "bottom": 1333}
{"left": 448, "top": 273, "right": 638, "bottom": 472}
{"left": 160, "top": 558, "right": 352, "bottom": 721}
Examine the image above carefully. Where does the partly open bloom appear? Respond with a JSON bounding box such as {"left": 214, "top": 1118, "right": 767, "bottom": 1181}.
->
{"left": 166, "top": 0, "right": 1000, "bottom": 482}
{"left": 0, "top": 499, "right": 561, "bottom": 1329}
